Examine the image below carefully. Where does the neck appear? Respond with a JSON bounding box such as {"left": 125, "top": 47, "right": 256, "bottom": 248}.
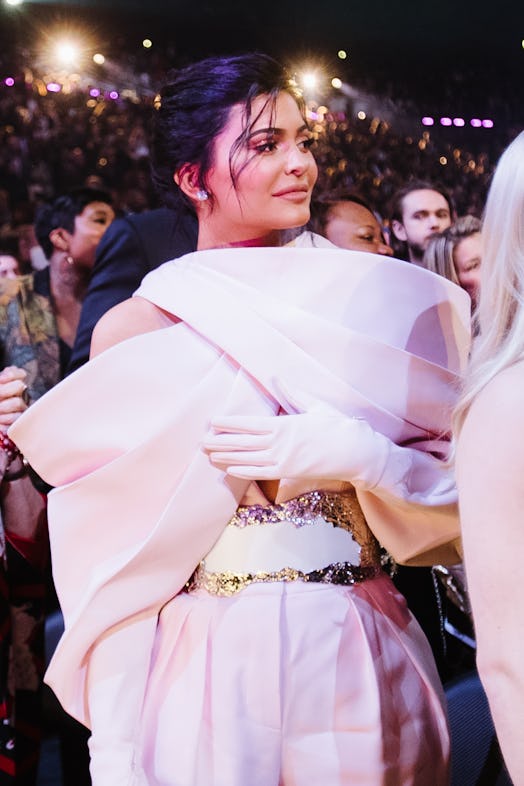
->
{"left": 197, "top": 228, "right": 282, "bottom": 251}
{"left": 49, "top": 256, "right": 90, "bottom": 346}
{"left": 408, "top": 248, "right": 424, "bottom": 266}
{"left": 49, "top": 256, "right": 90, "bottom": 302}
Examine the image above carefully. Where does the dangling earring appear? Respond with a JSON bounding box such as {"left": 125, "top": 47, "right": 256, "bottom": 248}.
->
{"left": 65, "top": 255, "right": 74, "bottom": 265}
{"left": 196, "top": 189, "right": 209, "bottom": 201}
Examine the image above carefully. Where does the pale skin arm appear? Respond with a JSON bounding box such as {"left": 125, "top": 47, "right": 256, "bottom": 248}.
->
{"left": 456, "top": 362, "right": 524, "bottom": 785}
{"left": 90, "top": 295, "right": 177, "bottom": 358}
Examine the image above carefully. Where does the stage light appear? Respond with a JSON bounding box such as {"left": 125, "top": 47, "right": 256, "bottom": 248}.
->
{"left": 482, "top": 119, "right": 494, "bottom": 128}
{"left": 440, "top": 117, "right": 452, "bottom": 126}
{"left": 4, "top": 78, "right": 15, "bottom": 87}
{"left": 337, "top": 50, "right": 347, "bottom": 60}
{"left": 301, "top": 72, "right": 318, "bottom": 90}
{"left": 357, "top": 110, "right": 366, "bottom": 120}
{"left": 421, "top": 117, "right": 434, "bottom": 126}
{"left": 55, "top": 40, "right": 80, "bottom": 67}
{"left": 47, "top": 82, "right": 61, "bottom": 93}
{"left": 470, "top": 118, "right": 482, "bottom": 127}
{"left": 142, "top": 39, "right": 153, "bottom": 49}
{"left": 5, "top": 0, "right": 23, "bottom": 6}
{"left": 453, "top": 118, "right": 465, "bottom": 127}
{"left": 331, "top": 77, "right": 342, "bottom": 89}
{"left": 439, "top": 156, "right": 447, "bottom": 165}
{"left": 108, "top": 90, "right": 119, "bottom": 100}
{"left": 93, "top": 53, "right": 105, "bottom": 65}
{"left": 89, "top": 88, "right": 100, "bottom": 97}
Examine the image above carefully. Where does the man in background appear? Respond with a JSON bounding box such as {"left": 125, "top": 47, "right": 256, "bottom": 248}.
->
{"left": 389, "top": 180, "right": 454, "bottom": 264}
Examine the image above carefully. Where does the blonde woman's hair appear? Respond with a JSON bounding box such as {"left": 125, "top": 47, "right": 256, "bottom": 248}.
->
{"left": 453, "top": 130, "right": 524, "bottom": 436}
{"left": 423, "top": 215, "right": 482, "bottom": 286}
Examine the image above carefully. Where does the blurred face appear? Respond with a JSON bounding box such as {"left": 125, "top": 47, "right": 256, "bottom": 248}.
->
{"left": 324, "top": 201, "right": 393, "bottom": 255}
{"left": 67, "top": 201, "right": 115, "bottom": 268}
{"left": 393, "top": 189, "right": 452, "bottom": 262}
{"left": 0, "top": 255, "right": 19, "bottom": 279}
{"left": 453, "top": 232, "right": 481, "bottom": 308}
{"left": 197, "top": 91, "right": 318, "bottom": 248}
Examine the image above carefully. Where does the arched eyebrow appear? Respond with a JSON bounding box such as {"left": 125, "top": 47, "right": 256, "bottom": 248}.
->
{"left": 247, "top": 123, "right": 310, "bottom": 139}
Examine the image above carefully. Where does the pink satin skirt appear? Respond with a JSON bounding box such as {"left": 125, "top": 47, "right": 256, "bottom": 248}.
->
{"left": 136, "top": 574, "right": 449, "bottom": 785}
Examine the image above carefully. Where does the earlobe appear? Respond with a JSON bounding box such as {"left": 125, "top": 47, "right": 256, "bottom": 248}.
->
{"left": 391, "top": 220, "right": 407, "bottom": 242}
{"left": 175, "top": 163, "right": 206, "bottom": 203}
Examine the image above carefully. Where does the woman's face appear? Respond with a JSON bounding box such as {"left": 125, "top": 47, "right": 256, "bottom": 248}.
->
{"left": 198, "top": 91, "right": 318, "bottom": 248}
{"left": 324, "top": 201, "right": 393, "bottom": 255}
{"left": 453, "top": 232, "right": 481, "bottom": 307}
{"left": 67, "top": 201, "right": 115, "bottom": 268}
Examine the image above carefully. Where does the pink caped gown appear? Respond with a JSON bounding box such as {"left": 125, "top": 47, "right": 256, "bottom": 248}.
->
{"left": 9, "top": 233, "right": 471, "bottom": 785}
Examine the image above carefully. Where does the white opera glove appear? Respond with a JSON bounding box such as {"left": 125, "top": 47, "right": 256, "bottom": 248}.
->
{"left": 204, "top": 396, "right": 411, "bottom": 493}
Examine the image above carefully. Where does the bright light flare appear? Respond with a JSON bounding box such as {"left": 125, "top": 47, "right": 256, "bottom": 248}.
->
{"left": 142, "top": 39, "right": 153, "bottom": 49}
{"left": 301, "top": 72, "right": 319, "bottom": 90}
{"left": 93, "top": 53, "right": 105, "bottom": 65}
{"left": 55, "top": 40, "right": 80, "bottom": 66}
{"left": 331, "top": 77, "right": 342, "bottom": 89}
{"left": 5, "top": 0, "right": 24, "bottom": 6}
{"left": 337, "top": 50, "right": 347, "bottom": 59}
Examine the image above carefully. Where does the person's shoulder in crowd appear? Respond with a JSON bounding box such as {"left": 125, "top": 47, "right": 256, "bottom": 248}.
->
{"left": 68, "top": 206, "right": 198, "bottom": 374}
{"left": 100, "top": 206, "right": 198, "bottom": 273}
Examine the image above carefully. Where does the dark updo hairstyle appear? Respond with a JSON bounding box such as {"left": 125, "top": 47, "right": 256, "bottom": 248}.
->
{"left": 34, "top": 186, "right": 113, "bottom": 260}
{"left": 151, "top": 53, "right": 305, "bottom": 214}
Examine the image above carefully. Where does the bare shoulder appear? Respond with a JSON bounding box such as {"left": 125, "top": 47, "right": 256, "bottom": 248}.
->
{"left": 90, "top": 295, "right": 177, "bottom": 358}
{"left": 457, "top": 360, "right": 524, "bottom": 474}
{"left": 465, "top": 360, "right": 524, "bottom": 425}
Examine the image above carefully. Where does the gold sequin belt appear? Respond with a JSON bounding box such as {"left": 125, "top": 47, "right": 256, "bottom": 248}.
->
{"left": 186, "top": 490, "right": 382, "bottom": 597}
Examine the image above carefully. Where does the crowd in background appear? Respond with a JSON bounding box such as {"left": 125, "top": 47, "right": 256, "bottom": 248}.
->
{"left": 0, "top": 35, "right": 522, "bottom": 268}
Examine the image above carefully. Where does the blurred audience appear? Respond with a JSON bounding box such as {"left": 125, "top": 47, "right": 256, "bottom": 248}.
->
{"left": 0, "top": 53, "right": 516, "bottom": 250}
{"left": 0, "top": 186, "right": 114, "bottom": 786}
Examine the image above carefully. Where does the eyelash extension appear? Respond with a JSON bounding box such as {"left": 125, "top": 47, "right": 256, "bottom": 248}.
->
{"left": 300, "top": 137, "right": 315, "bottom": 149}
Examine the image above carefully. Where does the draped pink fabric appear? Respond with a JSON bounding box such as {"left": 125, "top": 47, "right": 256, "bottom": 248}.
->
{"left": 8, "top": 239, "right": 470, "bottom": 756}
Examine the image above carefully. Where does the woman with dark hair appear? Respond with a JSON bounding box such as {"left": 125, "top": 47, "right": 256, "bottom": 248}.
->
{"left": 308, "top": 189, "right": 393, "bottom": 255}
{"left": 0, "top": 186, "right": 115, "bottom": 400}
{"left": 10, "top": 54, "right": 469, "bottom": 785}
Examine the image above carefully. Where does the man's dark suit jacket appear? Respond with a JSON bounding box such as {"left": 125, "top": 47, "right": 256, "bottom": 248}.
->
{"left": 68, "top": 206, "right": 198, "bottom": 373}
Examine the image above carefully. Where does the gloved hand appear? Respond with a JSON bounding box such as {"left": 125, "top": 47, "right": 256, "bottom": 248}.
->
{"left": 204, "top": 384, "right": 410, "bottom": 491}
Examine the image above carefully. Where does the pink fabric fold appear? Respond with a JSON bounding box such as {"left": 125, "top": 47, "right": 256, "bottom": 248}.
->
{"left": 8, "top": 239, "right": 470, "bottom": 738}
